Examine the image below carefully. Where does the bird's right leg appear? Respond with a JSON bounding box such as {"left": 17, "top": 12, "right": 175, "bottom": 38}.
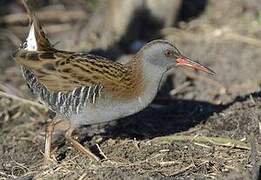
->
{"left": 43, "top": 119, "right": 70, "bottom": 166}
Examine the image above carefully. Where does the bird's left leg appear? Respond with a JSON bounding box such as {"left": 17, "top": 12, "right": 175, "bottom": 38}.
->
{"left": 44, "top": 120, "right": 55, "bottom": 165}
{"left": 65, "top": 127, "right": 100, "bottom": 161}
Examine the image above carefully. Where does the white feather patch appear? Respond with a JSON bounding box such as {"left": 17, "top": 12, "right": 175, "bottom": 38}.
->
{"left": 25, "top": 24, "right": 38, "bottom": 51}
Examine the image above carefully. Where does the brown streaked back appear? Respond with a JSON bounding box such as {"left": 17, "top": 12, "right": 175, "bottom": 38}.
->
{"left": 15, "top": 49, "right": 144, "bottom": 100}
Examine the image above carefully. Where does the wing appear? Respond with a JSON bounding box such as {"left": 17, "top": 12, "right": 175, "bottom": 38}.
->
{"left": 15, "top": 50, "right": 131, "bottom": 94}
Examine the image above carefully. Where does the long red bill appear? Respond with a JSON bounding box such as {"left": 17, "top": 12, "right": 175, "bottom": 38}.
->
{"left": 176, "top": 56, "right": 215, "bottom": 75}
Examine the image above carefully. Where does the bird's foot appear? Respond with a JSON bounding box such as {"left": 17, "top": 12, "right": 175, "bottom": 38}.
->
{"left": 43, "top": 155, "right": 57, "bottom": 167}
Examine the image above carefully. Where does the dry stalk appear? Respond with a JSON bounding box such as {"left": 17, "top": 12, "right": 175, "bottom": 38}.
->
{"left": 152, "top": 135, "right": 261, "bottom": 153}
{"left": 0, "top": 91, "right": 47, "bottom": 110}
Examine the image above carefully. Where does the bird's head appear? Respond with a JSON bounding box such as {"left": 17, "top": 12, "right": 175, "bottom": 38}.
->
{"left": 139, "top": 40, "right": 215, "bottom": 75}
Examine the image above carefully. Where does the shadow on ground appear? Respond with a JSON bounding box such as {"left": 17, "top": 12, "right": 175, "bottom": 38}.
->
{"left": 94, "top": 99, "right": 222, "bottom": 141}
{"left": 100, "top": 90, "right": 261, "bottom": 140}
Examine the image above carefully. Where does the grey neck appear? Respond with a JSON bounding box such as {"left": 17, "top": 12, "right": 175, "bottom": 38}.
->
{"left": 137, "top": 58, "right": 169, "bottom": 107}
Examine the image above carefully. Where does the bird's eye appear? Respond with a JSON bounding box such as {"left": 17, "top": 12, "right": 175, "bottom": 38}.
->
{"left": 164, "top": 50, "right": 173, "bottom": 57}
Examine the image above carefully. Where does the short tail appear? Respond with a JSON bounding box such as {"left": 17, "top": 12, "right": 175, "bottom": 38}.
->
{"left": 21, "top": 0, "right": 54, "bottom": 51}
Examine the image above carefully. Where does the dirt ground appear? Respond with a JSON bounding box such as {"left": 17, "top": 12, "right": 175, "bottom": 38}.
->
{"left": 0, "top": 0, "right": 261, "bottom": 179}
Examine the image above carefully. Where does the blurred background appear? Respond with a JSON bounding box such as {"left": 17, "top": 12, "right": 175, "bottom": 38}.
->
{"left": 0, "top": 0, "right": 261, "bottom": 179}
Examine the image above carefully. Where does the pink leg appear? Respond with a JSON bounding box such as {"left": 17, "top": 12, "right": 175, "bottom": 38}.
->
{"left": 43, "top": 120, "right": 55, "bottom": 165}
{"left": 65, "top": 127, "right": 100, "bottom": 161}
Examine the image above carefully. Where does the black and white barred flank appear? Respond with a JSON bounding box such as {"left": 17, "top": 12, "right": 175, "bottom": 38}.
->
{"left": 22, "top": 67, "right": 103, "bottom": 118}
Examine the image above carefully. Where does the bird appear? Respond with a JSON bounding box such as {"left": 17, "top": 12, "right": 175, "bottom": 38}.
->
{"left": 14, "top": 1, "right": 215, "bottom": 164}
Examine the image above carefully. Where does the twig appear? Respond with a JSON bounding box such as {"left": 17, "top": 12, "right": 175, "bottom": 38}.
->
{"left": 78, "top": 172, "right": 87, "bottom": 180}
{"left": 169, "top": 81, "right": 191, "bottom": 96}
{"left": 183, "top": 71, "right": 227, "bottom": 93}
{"left": 249, "top": 94, "right": 256, "bottom": 105}
{"left": 0, "top": 91, "right": 47, "bottom": 110}
{"left": 170, "top": 163, "right": 195, "bottom": 176}
{"left": 96, "top": 144, "right": 107, "bottom": 160}
{"left": 259, "top": 122, "right": 261, "bottom": 135}
{"left": 249, "top": 133, "right": 260, "bottom": 180}
{"left": 132, "top": 138, "right": 140, "bottom": 151}
{"left": 0, "top": 29, "right": 21, "bottom": 45}
{"left": 152, "top": 135, "right": 261, "bottom": 152}
{"left": 193, "top": 142, "right": 212, "bottom": 149}
{"left": 42, "top": 24, "right": 72, "bottom": 34}
{"left": 225, "top": 33, "right": 261, "bottom": 48}
{"left": 0, "top": 10, "right": 87, "bottom": 25}
{"left": 0, "top": 171, "right": 14, "bottom": 178}
{"left": 159, "top": 160, "right": 177, "bottom": 166}
{"left": 0, "top": 83, "right": 27, "bottom": 99}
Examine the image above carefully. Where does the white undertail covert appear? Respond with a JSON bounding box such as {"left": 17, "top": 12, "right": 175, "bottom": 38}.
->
{"left": 25, "top": 24, "right": 37, "bottom": 51}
